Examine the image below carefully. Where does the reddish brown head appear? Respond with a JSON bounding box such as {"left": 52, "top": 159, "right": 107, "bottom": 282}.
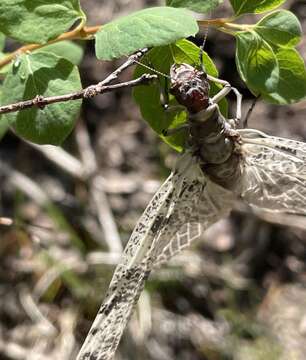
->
{"left": 169, "top": 63, "right": 210, "bottom": 114}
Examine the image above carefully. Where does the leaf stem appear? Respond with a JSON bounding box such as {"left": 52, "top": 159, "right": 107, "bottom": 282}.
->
{"left": 0, "top": 22, "right": 101, "bottom": 70}
{"left": 199, "top": 18, "right": 251, "bottom": 34}
{"left": 0, "top": 17, "right": 252, "bottom": 71}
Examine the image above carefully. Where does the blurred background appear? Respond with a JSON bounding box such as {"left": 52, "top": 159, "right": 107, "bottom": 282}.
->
{"left": 1, "top": 0, "right": 306, "bottom": 359}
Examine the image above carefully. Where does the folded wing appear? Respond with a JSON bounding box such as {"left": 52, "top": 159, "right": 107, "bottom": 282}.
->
{"left": 77, "top": 153, "right": 234, "bottom": 360}
{"left": 77, "top": 172, "right": 176, "bottom": 360}
{"left": 155, "top": 179, "right": 234, "bottom": 267}
{"left": 239, "top": 129, "right": 306, "bottom": 214}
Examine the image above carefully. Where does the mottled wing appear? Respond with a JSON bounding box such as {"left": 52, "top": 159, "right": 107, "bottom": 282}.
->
{"left": 77, "top": 153, "right": 233, "bottom": 360}
{"left": 239, "top": 129, "right": 306, "bottom": 214}
{"left": 77, "top": 172, "right": 176, "bottom": 360}
{"left": 154, "top": 179, "right": 235, "bottom": 267}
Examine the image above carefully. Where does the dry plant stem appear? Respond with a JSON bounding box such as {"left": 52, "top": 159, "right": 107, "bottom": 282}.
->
{"left": 0, "top": 217, "right": 13, "bottom": 226}
{"left": 75, "top": 121, "right": 97, "bottom": 175}
{"left": 56, "top": 310, "right": 78, "bottom": 360}
{"left": 0, "top": 74, "right": 156, "bottom": 115}
{"left": 100, "top": 48, "right": 149, "bottom": 85}
{"left": 75, "top": 121, "right": 123, "bottom": 253}
{"left": 29, "top": 142, "right": 86, "bottom": 179}
{"left": 26, "top": 124, "right": 122, "bottom": 252}
{"left": 0, "top": 341, "right": 49, "bottom": 360}
{"left": 86, "top": 251, "right": 122, "bottom": 266}
{"left": 0, "top": 160, "right": 49, "bottom": 206}
{"left": 91, "top": 176, "right": 123, "bottom": 253}
{"left": 33, "top": 259, "right": 87, "bottom": 300}
{"left": 28, "top": 138, "right": 122, "bottom": 252}
{"left": 19, "top": 286, "right": 57, "bottom": 335}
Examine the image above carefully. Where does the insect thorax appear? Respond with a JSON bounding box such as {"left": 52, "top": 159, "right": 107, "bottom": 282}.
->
{"left": 190, "top": 110, "right": 242, "bottom": 189}
{"left": 169, "top": 63, "right": 242, "bottom": 189}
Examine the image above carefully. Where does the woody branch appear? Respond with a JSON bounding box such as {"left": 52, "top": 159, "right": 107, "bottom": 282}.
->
{"left": 0, "top": 49, "right": 155, "bottom": 115}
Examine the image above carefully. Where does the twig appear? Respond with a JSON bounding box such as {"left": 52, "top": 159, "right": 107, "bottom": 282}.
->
{"left": 135, "top": 291, "right": 152, "bottom": 342}
{"left": 91, "top": 176, "right": 123, "bottom": 253}
{"left": 0, "top": 160, "right": 50, "bottom": 206}
{"left": 0, "top": 340, "right": 50, "bottom": 360}
{"left": 99, "top": 48, "right": 149, "bottom": 86}
{"left": 27, "top": 139, "right": 122, "bottom": 251}
{"left": 75, "top": 121, "right": 97, "bottom": 176}
{"left": 28, "top": 121, "right": 123, "bottom": 252}
{"left": 55, "top": 310, "right": 78, "bottom": 360}
{"left": 86, "top": 251, "right": 122, "bottom": 266}
{"left": 75, "top": 121, "right": 123, "bottom": 253}
{"left": 29, "top": 143, "right": 87, "bottom": 179}
{"left": 0, "top": 159, "right": 84, "bottom": 250}
{"left": 11, "top": 49, "right": 151, "bottom": 250}
{"left": 19, "top": 286, "right": 57, "bottom": 336}
{"left": 0, "top": 73, "right": 156, "bottom": 115}
{"left": 33, "top": 258, "right": 87, "bottom": 300}
{"left": 0, "top": 217, "right": 13, "bottom": 226}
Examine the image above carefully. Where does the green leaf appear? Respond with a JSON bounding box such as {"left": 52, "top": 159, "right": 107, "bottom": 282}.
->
{"left": 262, "top": 47, "right": 306, "bottom": 104}
{"left": 95, "top": 7, "right": 198, "bottom": 60}
{"left": 172, "top": 41, "right": 218, "bottom": 77}
{"left": 255, "top": 10, "right": 302, "bottom": 48}
{"left": 166, "top": 0, "right": 223, "bottom": 14}
{"left": 0, "top": 32, "right": 5, "bottom": 51}
{"left": 35, "top": 41, "right": 84, "bottom": 65}
{"left": 173, "top": 40, "right": 228, "bottom": 116}
{"left": 134, "top": 45, "right": 184, "bottom": 151}
{"left": 133, "top": 39, "right": 226, "bottom": 151}
{"left": 0, "top": 0, "right": 86, "bottom": 44}
{"left": 229, "top": 0, "right": 286, "bottom": 16}
{"left": 1, "top": 52, "right": 82, "bottom": 145}
{"left": 235, "top": 31, "right": 279, "bottom": 94}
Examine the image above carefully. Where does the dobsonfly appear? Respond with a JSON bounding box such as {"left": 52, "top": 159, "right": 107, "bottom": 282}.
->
{"left": 77, "top": 49, "right": 306, "bottom": 360}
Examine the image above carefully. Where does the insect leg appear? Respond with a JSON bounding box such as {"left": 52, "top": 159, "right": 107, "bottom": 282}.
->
{"left": 243, "top": 95, "right": 260, "bottom": 128}
{"left": 190, "top": 103, "right": 219, "bottom": 124}
{"left": 158, "top": 74, "right": 186, "bottom": 115}
{"left": 159, "top": 75, "right": 170, "bottom": 110}
{"left": 159, "top": 75, "right": 188, "bottom": 136}
{"left": 207, "top": 74, "right": 242, "bottom": 126}
{"left": 162, "top": 123, "right": 190, "bottom": 136}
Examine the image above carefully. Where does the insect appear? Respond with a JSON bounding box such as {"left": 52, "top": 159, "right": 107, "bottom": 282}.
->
{"left": 77, "top": 52, "right": 306, "bottom": 360}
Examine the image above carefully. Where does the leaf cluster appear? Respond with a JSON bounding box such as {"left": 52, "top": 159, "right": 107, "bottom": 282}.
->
{"left": 0, "top": 0, "right": 305, "bottom": 147}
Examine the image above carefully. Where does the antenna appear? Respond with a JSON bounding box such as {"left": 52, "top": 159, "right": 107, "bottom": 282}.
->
{"left": 129, "top": 56, "right": 170, "bottom": 79}
{"left": 243, "top": 95, "right": 260, "bottom": 128}
{"left": 199, "top": 12, "right": 211, "bottom": 73}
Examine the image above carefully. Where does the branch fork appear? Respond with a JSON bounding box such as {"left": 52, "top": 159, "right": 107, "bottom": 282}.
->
{"left": 0, "top": 49, "right": 155, "bottom": 116}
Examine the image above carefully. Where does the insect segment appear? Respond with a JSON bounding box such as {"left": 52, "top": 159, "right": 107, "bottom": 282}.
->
{"left": 167, "top": 62, "right": 243, "bottom": 189}
{"left": 77, "top": 54, "right": 306, "bottom": 360}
